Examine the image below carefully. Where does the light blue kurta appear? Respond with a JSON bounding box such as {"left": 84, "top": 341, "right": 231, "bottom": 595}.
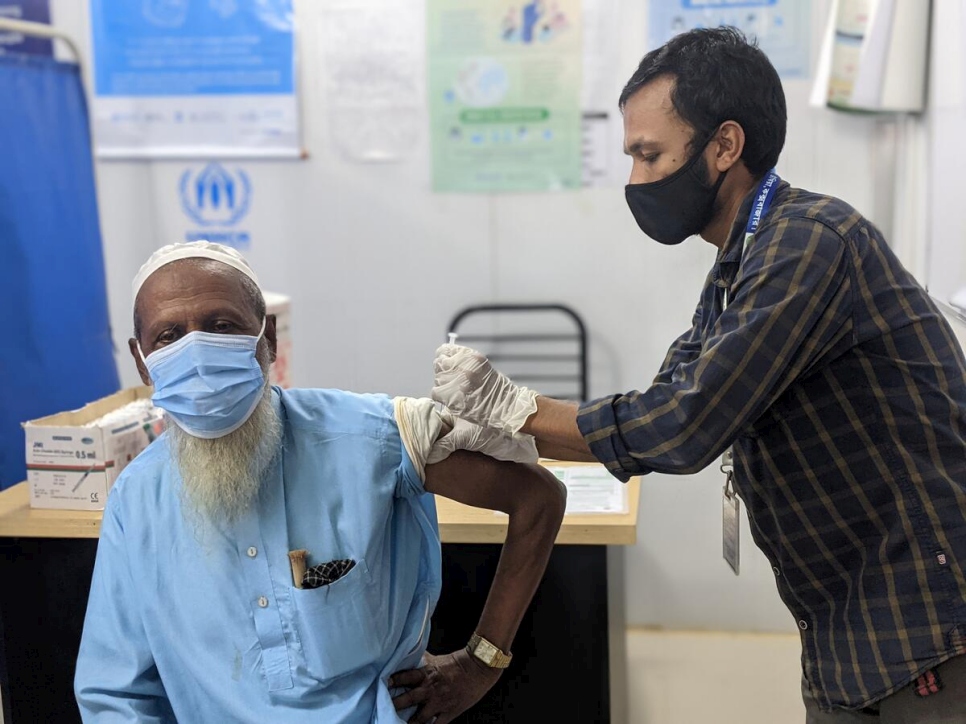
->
{"left": 75, "top": 388, "right": 442, "bottom": 723}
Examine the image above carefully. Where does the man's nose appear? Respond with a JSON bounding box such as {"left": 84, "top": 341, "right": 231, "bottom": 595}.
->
{"left": 628, "top": 160, "right": 647, "bottom": 186}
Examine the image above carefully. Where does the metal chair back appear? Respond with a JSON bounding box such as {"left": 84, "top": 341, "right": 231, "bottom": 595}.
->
{"left": 446, "top": 304, "right": 588, "bottom": 402}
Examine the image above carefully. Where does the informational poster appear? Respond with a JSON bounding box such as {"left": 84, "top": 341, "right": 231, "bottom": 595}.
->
{"left": 0, "top": 0, "right": 52, "bottom": 56}
{"left": 90, "top": 0, "right": 299, "bottom": 158}
{"left": 428, "top": 0, "right": 583, "bottom": 192}
{"left": 648, "top": 0, "right": 811, "bottom": 79}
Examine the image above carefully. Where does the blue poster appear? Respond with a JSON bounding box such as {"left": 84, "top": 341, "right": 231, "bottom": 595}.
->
{"left": 0, "top": 0, "right": 52, "bottom": 57}
{"left": 89, "top": 0, "right": 299, "bottom": 157}
{"left": 648, "top": 0, "right": 811, "bottom": 79}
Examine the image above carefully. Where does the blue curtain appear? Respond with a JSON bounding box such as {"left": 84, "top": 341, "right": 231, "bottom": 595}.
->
{"left": 0, "top": 55, "right": 119, "bottom": 490}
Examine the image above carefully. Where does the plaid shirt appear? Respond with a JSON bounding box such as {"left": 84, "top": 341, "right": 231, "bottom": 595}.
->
{"left": 578, "top": 180, "right": 966, "bottom": 710}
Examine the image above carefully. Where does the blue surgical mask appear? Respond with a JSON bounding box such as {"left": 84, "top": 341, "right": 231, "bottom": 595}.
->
{"left": 140, "top": 318, "right": 267, "bottom": 439}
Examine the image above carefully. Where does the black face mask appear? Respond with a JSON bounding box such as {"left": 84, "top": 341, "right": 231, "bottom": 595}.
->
{"left": 624, "top": 143, "right": 728, "bottom": 245}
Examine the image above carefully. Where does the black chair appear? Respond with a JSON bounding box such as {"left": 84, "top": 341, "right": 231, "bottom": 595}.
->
{"left": 446, "top": 303, "right": 588, "bottom": 401}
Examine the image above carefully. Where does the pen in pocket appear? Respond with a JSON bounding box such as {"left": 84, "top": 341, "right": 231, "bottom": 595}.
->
{"left": 288, "top": 549, "right": 308, "bottom": 589}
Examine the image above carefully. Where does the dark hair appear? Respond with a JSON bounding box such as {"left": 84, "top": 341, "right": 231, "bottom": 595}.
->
{"left": 619, "top": 27, "right": 786, "bottom": 176}
{"left": 133, "top": 260, "right": 266, "bottom": 344}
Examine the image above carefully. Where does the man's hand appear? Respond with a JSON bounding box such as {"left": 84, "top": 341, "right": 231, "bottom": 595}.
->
{"left": 390, "top": 650, "right": 501, "bottom": 724}
{"left": 432, "top": 344, "right": 538, "bottom": 434}
{"left": 427, "top": 418, "right": 538, "bottom": 465}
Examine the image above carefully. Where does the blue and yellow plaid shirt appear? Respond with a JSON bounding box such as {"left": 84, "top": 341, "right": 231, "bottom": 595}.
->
{"left": 578, "top": 180, "right": 966, "bottom": 710}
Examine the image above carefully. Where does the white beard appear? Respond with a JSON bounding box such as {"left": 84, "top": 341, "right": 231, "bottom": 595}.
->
{"left": 168, "top": 382, "right": 282, "bottom": 526}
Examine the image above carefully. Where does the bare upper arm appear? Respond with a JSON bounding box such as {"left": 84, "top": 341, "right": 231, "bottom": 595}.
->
{"left": 423, "top": 450, "right": 565, "bottom": 515}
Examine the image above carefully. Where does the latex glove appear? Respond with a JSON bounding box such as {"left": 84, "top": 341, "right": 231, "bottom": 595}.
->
{"left": 427, "top": 417, "right": 538, "bottom": 466}
{"left": 432, "top": 344, "right": 538, "bottom": 434}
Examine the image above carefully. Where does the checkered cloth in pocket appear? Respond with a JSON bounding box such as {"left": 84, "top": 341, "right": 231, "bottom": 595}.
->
{"left": 302, "top": 559, "right": 356, "bottom": 590}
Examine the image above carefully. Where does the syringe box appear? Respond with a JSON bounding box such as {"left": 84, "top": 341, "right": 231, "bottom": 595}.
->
{"left": 22, "top": 386, "right": 165, "bottom": 511}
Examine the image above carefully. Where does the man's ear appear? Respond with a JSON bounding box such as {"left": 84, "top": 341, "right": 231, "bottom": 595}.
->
{"left": 712, "top": 120, "right": 746, "bottom": 173}
{"left": 129, "top": 338, "right": 152, "bottom": 386}
{"left": 264, "top": 314, "right": 278, "bottom": 363}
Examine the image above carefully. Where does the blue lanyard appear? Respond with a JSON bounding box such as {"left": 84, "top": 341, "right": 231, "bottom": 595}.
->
{"left": 723, "top": 169, "right": 780, "bottom": 309}
{"left": 744, "top": 169, "right": 780, "bottom": 240}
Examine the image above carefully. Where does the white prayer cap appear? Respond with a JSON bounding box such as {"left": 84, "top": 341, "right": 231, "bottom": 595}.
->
{"left": 132, "top": 241, "right": 260, "bottom": 301}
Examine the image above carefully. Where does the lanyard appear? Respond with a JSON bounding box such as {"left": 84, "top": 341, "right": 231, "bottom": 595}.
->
{"left": 744, "top": 169, "right": 780, "bottom": 240}
{"left": 724, "top": 169, "right": 780, "bottom": 308}
{"left": 722, "top": 169, "right": 780, "bottom": 576}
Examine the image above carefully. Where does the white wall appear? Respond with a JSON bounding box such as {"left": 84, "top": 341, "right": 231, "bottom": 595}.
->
{"left": 49, "top": 0, "right": 897, "bottom": 633}
{"left": 927, "top": 0, "right": 966, "bottom": 305}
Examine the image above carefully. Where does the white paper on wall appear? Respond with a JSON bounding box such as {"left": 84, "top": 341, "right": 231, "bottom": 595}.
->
{"left": 319, "top": 0, "right": 423, "bottom": 162}
{"left": 580, "top": 0, "right": 625, "bottom": 187}
{"left": 581, "top": 111, "right": 612, "bottom": 188}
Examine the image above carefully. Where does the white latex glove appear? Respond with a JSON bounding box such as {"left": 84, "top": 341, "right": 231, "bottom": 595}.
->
{"left": 432, "top": 344, "right": 538, "bottom": 434}
{"left": 427, "top": 417, "right": 539, "bottom": 466}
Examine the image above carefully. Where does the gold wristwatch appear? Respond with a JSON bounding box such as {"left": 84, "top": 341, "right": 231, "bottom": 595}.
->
{"left": 466, "top": 633, "right": 513, "bottom": 669}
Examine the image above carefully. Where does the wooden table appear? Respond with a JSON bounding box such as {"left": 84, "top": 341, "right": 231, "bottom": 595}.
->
{"left": 0, "top": 465, "right": 639, "bottom": 723}
{"left": 0, "top": 469, "right": 640, "bottom": 545}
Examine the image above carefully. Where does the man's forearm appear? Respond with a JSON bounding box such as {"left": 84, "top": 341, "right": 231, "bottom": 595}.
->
{"left": 521, "top": 397, "right": 598, "bottom": 462}
{"left": 472, "top": 464, "right": 566, "bottom": 651}
{"left": 423, "top": 453, "right": 567, "bottom": 653}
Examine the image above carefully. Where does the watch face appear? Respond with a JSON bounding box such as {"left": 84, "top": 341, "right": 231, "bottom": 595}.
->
{"left": 476, "top": 639, "right": 498, "bottom": 664}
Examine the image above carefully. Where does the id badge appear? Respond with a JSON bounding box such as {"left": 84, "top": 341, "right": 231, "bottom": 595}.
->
{"left": 721, "top": 448, "right": 740, "bottom": 575}
{"left": 722, "top": 475, "right": 740, "bottom": 576}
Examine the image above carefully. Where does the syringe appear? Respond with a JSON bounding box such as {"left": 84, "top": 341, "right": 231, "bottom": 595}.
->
{"left": 447, "top": 332, "right": 459, "bottom": 345}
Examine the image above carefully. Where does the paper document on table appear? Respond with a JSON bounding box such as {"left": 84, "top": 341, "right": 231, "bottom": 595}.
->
{"left": 548, "top": 466, "right": 628, "bottom": 515}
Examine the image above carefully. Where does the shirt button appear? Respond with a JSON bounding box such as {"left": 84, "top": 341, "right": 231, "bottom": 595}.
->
{"left": 257, "top": 596, "right": 269, "bottom": 608}
{"left": 798, "top": 619, "right": 809, "bottom": 630}
{"left": 247, "top": 546, "right": 258, "bottom": 558}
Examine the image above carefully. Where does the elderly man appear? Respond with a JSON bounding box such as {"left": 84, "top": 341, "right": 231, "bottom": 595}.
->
{"left": 74, "top": 242, "right": 566, "bottom": 723}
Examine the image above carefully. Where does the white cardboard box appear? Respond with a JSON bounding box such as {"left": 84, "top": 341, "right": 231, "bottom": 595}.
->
{"left": 23, "top": 387, "right": 165, "bottom": 511}
{"left": 265, "top": 291, "right": 293, "bottom": 388}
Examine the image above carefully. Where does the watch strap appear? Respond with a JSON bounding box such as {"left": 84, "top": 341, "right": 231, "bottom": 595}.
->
{"left": 466, "top": 633, "right": 513, "bottom": 669}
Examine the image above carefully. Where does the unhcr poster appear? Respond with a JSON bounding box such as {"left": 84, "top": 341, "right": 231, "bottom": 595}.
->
{"left": 89, "top": 0, "right": 299, "bottom": 158}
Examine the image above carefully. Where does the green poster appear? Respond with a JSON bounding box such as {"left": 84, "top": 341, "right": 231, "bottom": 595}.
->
{"left": 428, "top": 0, "right": 583, "bottom": 192}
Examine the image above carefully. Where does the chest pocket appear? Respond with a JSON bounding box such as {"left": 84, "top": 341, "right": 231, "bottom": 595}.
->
{"left": 291, "top": 559, "right": 390, "bottom": 681}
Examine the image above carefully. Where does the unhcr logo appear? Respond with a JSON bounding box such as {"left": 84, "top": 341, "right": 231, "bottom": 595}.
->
{"left": 179, "top": 163, "right": 252, "bottom": 227}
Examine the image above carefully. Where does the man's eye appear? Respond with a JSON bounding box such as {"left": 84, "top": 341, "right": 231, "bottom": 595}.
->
{"left": 156, "top": 330, "right": 177, "bottom": 346}
{"left": 212, "top": 321, "right": 235, "bottom": 332}
{"left": 642, "top": 153, "right": 658, "bottom": 164}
